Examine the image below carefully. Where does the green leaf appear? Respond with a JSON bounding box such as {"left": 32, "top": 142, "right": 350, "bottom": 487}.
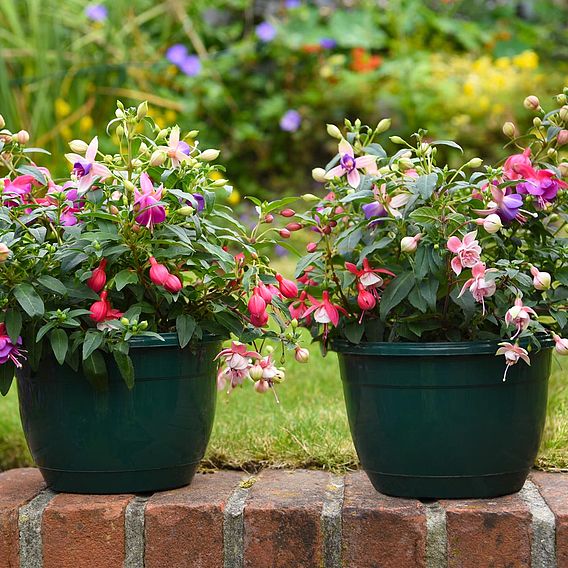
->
{"left": 114, "top": 269, "right": 138, "bottom": 291}
{"left": 5, "top": 310, "right": 22, "bottom": 344}
{"left": 13, "top": 283, "right": 44, "bottom": 317}
{"left": 83, "top": 331, "right": 103, "bottom": 360}
{"left": 0, "top": 361, "right": 15, "bottom": 396}
{"left": 83, "top": 351, "right": 108, "bottom": 391}
{"left": 214, "top": 311, "right": 244, "bottom": 336}
{"left": 114, "top": 351, "right": 135, "bottom": 389}
{"left": 430, "top": 140, "right": 463, "bottom": 152}
{"left": 49, "top": 328, "right": 68, "bottom": 365}
{"left": 337, "top": 227, "right": 362, "bottom": 256}
{"left": 295, "top": 252, "right": 322, "bottom": 278}
{"left": 415, "top": 173, "right": 438, "bottom": 199}
{"left": 176, "top": 314, "right": 196, "bottom": 348}
{"left": 409, "top": 206, "right": 439, "bottom": 224}
{"left": 344, "top": 321, "right": 365, "bottom": 344}
{"left": 37, "top": 275, "right": 67, "bottom": 295}
{"left": 380, "top": 272, "right": 416, "bottom": 320}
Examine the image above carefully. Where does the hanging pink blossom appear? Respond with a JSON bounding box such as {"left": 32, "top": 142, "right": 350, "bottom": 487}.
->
{"left": 447, "top": 231, "right": 482, "bottom": 275}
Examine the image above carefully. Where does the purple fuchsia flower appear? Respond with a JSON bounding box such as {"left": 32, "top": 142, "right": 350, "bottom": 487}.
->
{"left": 474, "top": 183, "right": 524, "bottom": 224}
{"left": 515, "top": 169, "right": 567, "bottom": 208}
{"left": 256, "top": 21, "right": 277, "bottom": 42}
{"left": 85, "top": 4, "right": 108, "bottom": 22}
{"left": 279, "top": 110, "right": 302, "bottom": 132}
{"left": 64, "top": 136, "right": 112, "bottom": 193}
{"left": 362, "top": 184, "right": 410, "bottom": 220}
{"left": 192, "top": 193, "right": 205, "bottom": 212}
{"left": 165, "top": 44, "right": 188, "bottom": 66}
{"left": 325, "top": 139, "right": 378, "bottom": 189}
{"left": 319, "top": 38, "right": 337, "bottom": 49}
{"left": 134, "top": 173, "right": 166, "bottom": 230}
{"left": 157, "top": 126, "right": 191, "bottom": 169}
{"left": 179, "top": 55, "right": 202, "bottom": 77}
{"left": 0, "top": 323, "right": 25, "bottom": 368}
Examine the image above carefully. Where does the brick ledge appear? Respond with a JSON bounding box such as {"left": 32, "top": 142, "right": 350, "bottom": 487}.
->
{"left": 0, "top": 468, "right": 567, "bottom": 567}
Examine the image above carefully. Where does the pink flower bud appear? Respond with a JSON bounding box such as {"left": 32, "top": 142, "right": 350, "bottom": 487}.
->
{"left": 523, "top": 95, "right": 540, "bottom": 110}
{"left": 481, "top": 214, "right": 503, "bottom": 234}
{"left": 87, "top": 259, "right": 107, "bottom": 292}
{"left": 530, "top": 265, "right": 552, "bottom": 290}
{"left": 249, "top": 364, "right": 264, "bottom": 381}
{"left": 357, "top": 287, "right": 376, "bottom": 311}
{"left": 164, "top": 274, "right": 183, "bottom": 293}
{"left": 257, "top": 282, "right": 275, "bottom": 304}
{"left": 400, "top": 234, "right": 421, "bottom": 253}
{"left": 254, "top": 379, "right": 270, "bottom": 393}
{"left": 286, "top": 222, "right": 303, "bottom": 232}
{"left": 264, "top": 214, "right": 274, "bottom": 223}
{"left": 149, "top": 257, "right": 170, "bottom": 286}
{"left": 13, "top": 130, "right": 30, "bottom": 144}
{"left": 279, "top": 229, "right": 291, "bottom": 239}
{"left": 306, "top": 242, "right": 317, "bottom": 253}
{"left": 294, "top": 347, "right": 310, "bottom": 363}
{"left": 275, "top": 274, "right": 298, "bottom": 299}
{"left": 280, "top": 208, "right": 296, "bottom": 218}
{"left": 248, "top": 287, "right": 267, "bottom": 317}
{"left": 89, "top": 291, "right": 109, "bottom": 323}
{"left": 0, "top": 243, "right": 10, "bottom": 263}
{"left": 250, "top": 311, "right": 269, "bottom": 328}
{"left": 553, "top": 334, "right": 568, "bottom": 356}
{"left": 557, "top": 130, "right": 568, "bottom": 146}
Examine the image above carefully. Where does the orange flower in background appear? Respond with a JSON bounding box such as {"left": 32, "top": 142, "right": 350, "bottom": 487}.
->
{"left": 351, "top": 48, "right": 382, "bottom": 73}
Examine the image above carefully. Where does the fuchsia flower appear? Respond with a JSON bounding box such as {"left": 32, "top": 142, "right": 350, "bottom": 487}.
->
{"left": 89, "top": 291, "right": 123, "bottom": 323}
{"left": 503, "top": 148, "right": 533, "bottom": 180}
{"left": 345, "top": 258, "right": 394, "bottom": 290}
{"left": 215, "top": 342, "right": 261, "bottom": 391}
{"left": 362, "top": 184, "right": 410, "bottom": 220}
{"left": 163, "top": 274, "right": 182, "bottom": 293}
{"left": 149, "top": 257, "right": 169, "bottom": 286}
{"left": 248, "top": 287, "right": 267, "bottom": 318}
{"left": 552, "top": 334, "right": 568, "bottom": 356}
{"left": 496, "top": 342, "right": 531, "bottom": 382}
{"left": 289, "top": 291, "right": 311, "bottom": 323}
{"left": 275, "top": 274, "right": 298, "bottom": 299}
{"left": 530, "top": 266, "right": 551, "bottom": 291}
{"left": 65, "top": 136, "right": 111, "bottom": 193}
{"left": 302, "top": 291, "right": 348, "bottom": 341}
{"left": 458, "top": 262, "right": 496, "bottom": 314}
{"left": 257, "top": 281, "right": 281, "bottom": 304}
{"left": 516, "top": 169, "right": 567, "bottom": 208}
{"left": 2, "top": 175, "right": 34, "bottom": 205}
{"left": 505, "top": 298, "right": 537, "bottom": 339}
{"left": 134, "top": 173, "right": 166, "bottom": 230}
{"left": 325, "top": 139, "right": 377, "bottom": 189}
{"left": 447, "top": 231, "right": 482, "bottom": 276}
{"left": 87, "top": 258, "right": 107, "bottom": 292}
{"left": 158, "top": 126, "right": 191, "bottom": 169}
{"left": 357, "top": 283, "right": 376, "bottom": 312}
{"left": 0, "top": 323, "right": 25, "bottom": 368}
{"left": 474, "top": 183, "right": 525, "bottom": 224}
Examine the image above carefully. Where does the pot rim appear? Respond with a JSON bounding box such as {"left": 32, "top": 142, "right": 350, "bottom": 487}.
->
{"left": 129, "top": 331, "right": 223, "bottom": 349}
{"left": 331, "top": 334, "right": 555, "bottom": 356}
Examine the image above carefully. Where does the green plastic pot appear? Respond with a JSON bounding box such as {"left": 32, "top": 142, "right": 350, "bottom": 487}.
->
{"left": 16, "top": 333, "right": 221, "bottom": 494}
{"left": 333, "top": 338, "right": 554, "bottom": 499}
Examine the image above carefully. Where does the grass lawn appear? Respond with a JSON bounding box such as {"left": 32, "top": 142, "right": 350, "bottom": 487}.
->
{"left": 1, "top": 349, "right": 567, "bottom": 473}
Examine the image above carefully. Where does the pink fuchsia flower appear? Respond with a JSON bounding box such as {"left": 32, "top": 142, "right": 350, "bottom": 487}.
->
{"left": 275, "top": 274, "right": 298, "bottom": 299}
{"left": 65, "top": 136, "right": 112, "bottom": 193}
{"left": 250, "top": 311, "right": 269, "bottom": 328}
{"left": 496, "top": 342, "right": 530, "bottom": 381}
{"left": 89, "top": 291, "right": 123, "bottom": 323}
{"left": 503, "top": 148, "right": 533, "bottom": 181}
{"left": 0, "top": 323, "right": 25, "bottom": 368}
{"left": 302, "top": 291, "right": 348, "bottom": 341}
{"left": 158, "top": 126, "right": 191, "bottom": 168}
{"left": 325, "top": 139, "right": 377, "bottom": 189}
{"left": 530, "top": 265, "right": 552, "bottom": 291}
{"left": 257, "top": 281, "right": 281, "bottom": 304}
{"left": 552, "top": 334, "right": 568, "bottom": 356}
{"left": 447, "top": 231, "right": 482, "bottom": 276}
{"left": 289, "top": 291, "right": 311, "bottom": 323}
{"left": 134, "top": 173, "right": 166, "bottom": 230}
{"left": 1, "top": 175, "right": 35, "bottom": 205}
{"left": 164, "top": 274, "right": 182, "bottom": 293}
{"left": 345, "top": 258, "right": 394, "bottom": 291}
{"left": 87, "top": 258, "right": 107, "bottom": 292}
{"left": 474, "top": 183, "right": 525, "bottom": 224}
{"left": 362, "top": 184, "right": 410, "bottom": 220}
{"left": 458, "top": 262, "right": 497, "bottom": 314}
{"left": 248, "top": 287, "right": 267, "bottom": 318}
{"left": 215, "top": 342, "right": 261, "bottom": 390}
{"left": 515, "top": 168, "right": 567, "bottom": 208}
{"left": 357, "top": 283, "right": 376, "bottom": 314}
{"left": 505, "top": 297, "right": 537, "bottom": 339}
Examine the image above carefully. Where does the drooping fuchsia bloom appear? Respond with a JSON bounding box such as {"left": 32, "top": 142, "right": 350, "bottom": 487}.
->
{"left": 345, "top": 258, "right": 395, "bottom": 291}
{"left": 2, "top": 175, "right": 35, "bottom": 206}
{"left": 248, "top": 287, "right": 267, "bottom": 318}
{"left": 157, "top": 126, "right": 191, "bottom": 169}
{"left": 458, "top": 262, "right": 497, "bottom": 314}
{"left": 65, "top": 136, "right": 112, "bottom": 193}
{"left": 257, "top": 281, "right": 281, "bottom": 304}
{"left": 250, "top": 311, "right": 269, "bottom": 328}
{"left": 530, "top": 265, "right": 552, "bottom": 291}
{"left": 362, "top": 184, "right": 410, "bottom": 220}
{"left": 447, "top": 231, "right": 482, "bottom": 276}
{"left": 215, "top": 342, "right": 261, "bottom": 391}
{"left": 289, "top": 291, "right": 311, "bottom": 324}
{"left": 149, "top": 257, "right": 170, "bottom": 286}
{"left": 503, "top": 148, "right": 533, "bottom": 181}
{"left": 89, "top": 291, "right": 123, "bottom": 323}
{"left": 552, "top": 334, "right": 568, "bottom": 356}
{"left": 325, "top": 139, "right": 378, "bottom": 189}
{"left": 87, "top": 258, "right": 107, "bottom": 292}
{"left": 505, "top": 297, "right": 537, "bottom": 339}
{"left": 0, "top": 323, "right": 25, "bottom": 368}
{"left": 496, "top": 342, "right": 530, "bottom": 381}
{"left": 302, "top": 291, "right": 348, "bottom": 341}
{"left": 357, "top": 283, "right": 376, "bottom": 313}
{"left": 134, "top": 173, "right": 166, "bottom": 230}
{"left": 275, "top": 274, "right": 298, "bottom": 299}
{"left": 474, "top": 183, "right": 524, "bottom": 224}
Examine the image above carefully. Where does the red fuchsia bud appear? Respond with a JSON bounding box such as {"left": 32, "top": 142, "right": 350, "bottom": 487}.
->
{"left": 306, "top": 242, "right": 317, "bottom": 253}
{"left": 329, "top": 220, "right": 338, "bottom": 227}
{"left": 264, "top": 214, "right": 274, "bottom": 223}
{"left": 164, "top": 274, "right": 183, "bottom": 293}
{"left": 557, "top": 130, "right": 568, "bottom": 146}
{"left": 248, "top": 287, "right": 267, "bottom": 317}
{"left": 87, "top": 259, "right": 107, "bottom": 292}
{"left": 279, "top": 229, "right": 291, "bottom": 239}
{"left": 90, "top": 291, "right": 109, "bottom": 323}
{"left": 280, "top": 208, "right": 295, "bottom": 218}
{"left": 254, "top": 379, "right": 270, "bottom": 393}
{"left": 286, "top": 222, "right": 303, "bottom": 232}
{"left": 357, "top": 286, "right": 376, "bottom": 311}
{"left": 294, "top": 347, "right": 310, "bottom": 363}
{"left": 321, "top": 225, "right": 332, "bottom": 235}
{"left": 149, "top": 257, "right": 170, "bottom": 286}
{"left": 275, "top": 274, "right": 298, "bottom": 299}
{"left": 257, "top": 282, "right": 274, "bottom": 304}
{"left": 250, "top": 311, "right": 269, "bottom": 328}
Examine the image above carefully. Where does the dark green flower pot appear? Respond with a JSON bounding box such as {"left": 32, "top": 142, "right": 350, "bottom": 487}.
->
{"left": 16, "top": 333, "right": 221, "bottom": 494}
{"left": 334, "top": 339, "right": 554, "bottom": 499}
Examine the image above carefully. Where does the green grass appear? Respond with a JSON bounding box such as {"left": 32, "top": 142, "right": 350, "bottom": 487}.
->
{"left": 1, "top": 351, "right": 567, "bottom": 473}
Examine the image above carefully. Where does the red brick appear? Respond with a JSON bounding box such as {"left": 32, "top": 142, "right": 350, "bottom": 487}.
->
{"left": 532, "top": 472, "right": 568, "bottom": 568}
{"left": 442, "top": 493, "right": 531, "bottom": 568}
{"left": 42, "top": 493, "right": 132, "bottom": 568}
{"left": 244, "top": 469, "right": 328, "bottom": 568}
{"left": 342, "top": 471, "right": 427, "bottom": 568}
{"left": 145, "top": 471, "right": 242, "bottom": 568}
{"left": 0, "top": 468, "right": 45, "bottom": 568}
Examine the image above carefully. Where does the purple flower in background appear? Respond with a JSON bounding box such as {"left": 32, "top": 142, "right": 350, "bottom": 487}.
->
{"left": 285, "top": 0, "right": 302, "bottom": 8}
{"left": 85, "top": 4, "right": 108, "bottom": 22}
{"left": 179, "top": 55, "right": 202, "bottom": 77}
{"left": 256, "top": 21, "right": 277, "bottom": 43}
{"left": 319, "top": 38, "right": 337, "bottom": 49}
{"left": 280, "top": 110, "right": 302, "bottom": 132}
{"left": 192, "top": 193, "right": 205, "bottom": 212}
{"left": 166, "top": 44, "right": 188, "bottom": 66}
{"left": 275, "top": 245, "right": 289, "bottom": 257}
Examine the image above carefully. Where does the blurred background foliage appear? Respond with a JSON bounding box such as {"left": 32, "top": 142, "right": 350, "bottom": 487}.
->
{"left": 1, "top": 0, "right": 567, "bottom": 199}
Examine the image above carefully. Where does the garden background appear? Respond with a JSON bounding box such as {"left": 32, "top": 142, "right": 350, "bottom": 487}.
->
{"left": 1, "top": 0, "right": 567, "bottom": 471}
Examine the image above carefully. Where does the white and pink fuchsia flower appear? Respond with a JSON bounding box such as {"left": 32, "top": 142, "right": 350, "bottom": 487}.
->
{"left": 215, "top": 342, "right": 261, "bottom": 391}
{"left": 157, "top": 126, "right": 191, "bottom": 169}
{"left": 447, "top": 231, "right": 482, "bottom": 276}
{"left": 458, "top": 262, "right": 497, "bottom": 314}
{"left": 505, "top": 297, "right": 537, "bottom": 340}
{"left": 496, "top": 342, "right": 531, "bottom": 382}
{"left": 325, "top": 139, "right": 377, "bottom": 189}
{"left": 65, "top": 136, "right": 112, "bottom": 193}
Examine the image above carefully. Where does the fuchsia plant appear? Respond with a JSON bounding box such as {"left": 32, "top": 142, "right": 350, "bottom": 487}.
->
{"left": 0, "top": 102, "right": 306, "bottom": 396}
{"left": 295, "top": 88, "right": 568, "bottom": 379}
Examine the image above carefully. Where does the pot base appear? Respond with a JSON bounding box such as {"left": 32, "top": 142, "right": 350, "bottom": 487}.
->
{"left": 366, "top": 469, "right": 529, "bottom": 499}
{"left": 38, "top": 462, "right": 200, "bottom": 494}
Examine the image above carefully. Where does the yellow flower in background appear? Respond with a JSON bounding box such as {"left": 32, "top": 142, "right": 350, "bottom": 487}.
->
{"left": 79, "top": 115, "right": 94, "bottom": 132}
{"left": 61, "top": 126, "right": 73, "bottom": 140}
{"left": 164, "top": 110, "right": 178, "bottom": 123}
{"left": 463, "top": 81, "right": 475, "bottom": 97}
{"left": 55, "top": 98, "right": 71, "bottom": 118}
{"left": 209, "top": 171, "right": 224, "bottom": 181}
{"left": 228, "top": 189, "right": 241, "bottom": 205}
{"left": 495, "top": 57, "right": 511, "bottom": 70}
{"left": 513, "top": 51, "right": 538, "bottom": 70}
